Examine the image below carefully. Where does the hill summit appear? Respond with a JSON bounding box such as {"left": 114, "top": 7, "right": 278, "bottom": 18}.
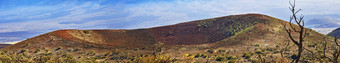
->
{"left": 0, "top": 13, "right": 331, "bottom": 63}
{"left": 3, "top": 14, "right": 275, "bottom": 49}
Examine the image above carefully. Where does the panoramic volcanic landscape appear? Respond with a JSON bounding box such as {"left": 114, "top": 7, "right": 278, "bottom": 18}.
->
{"left": 1, "top": 0, "right": 340, "bottom": 63}
{"left": 0, "top": 14, "right": 338, "bottom": 63}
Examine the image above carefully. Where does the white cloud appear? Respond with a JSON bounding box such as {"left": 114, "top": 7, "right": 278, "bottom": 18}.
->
{"left": 1, "top": 41, "right": 21, "bottom": 44}
{"left": 312, "top": 28, "right": 338, "bottom": 34}
{"left": 0, "top": 37, "right": 21, "bottom": 40}
{"left": 122, "top": 0, "right": 340, "bottom": 32}
{"left": 2, "top": 0, "right": 340, "bottom": 33}
{"left": 122, "top": 0, "right": 289, "bottom": 28}
{"left": 0, "top": 1, "right": 120, "bottom": 33}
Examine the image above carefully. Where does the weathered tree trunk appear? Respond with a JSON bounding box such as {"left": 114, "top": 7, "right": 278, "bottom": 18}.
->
{"left": 283, "top": 0, "right": 308, "bottom": 63}
{"left": 296, "top": 45, "right": 303, "bottom": 63}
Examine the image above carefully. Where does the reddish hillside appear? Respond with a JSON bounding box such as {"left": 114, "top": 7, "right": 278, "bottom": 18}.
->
{"left": 1, "top": 13, "right": 334, "bottom": 63}
{"left": 1, "top": 13, "right": 324, "bottom": 52}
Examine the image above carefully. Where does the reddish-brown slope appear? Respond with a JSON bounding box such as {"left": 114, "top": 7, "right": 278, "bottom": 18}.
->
{"left": 1, "top": 14, "right": 284, "bottom": 51}
{"left": 149, "top": 14, "right": 270, "bottom": 45}
{"left": 91, "top": 29, "right": 156, "bottom": 46}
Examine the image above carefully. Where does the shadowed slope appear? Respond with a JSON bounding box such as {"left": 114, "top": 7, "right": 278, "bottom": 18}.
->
{"left": 328, "top": 28, "right": 340, "bottom": 39}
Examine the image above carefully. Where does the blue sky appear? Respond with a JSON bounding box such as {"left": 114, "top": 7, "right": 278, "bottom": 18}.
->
{"left": 0, "top": 0, "right": 340, "bottom": 44}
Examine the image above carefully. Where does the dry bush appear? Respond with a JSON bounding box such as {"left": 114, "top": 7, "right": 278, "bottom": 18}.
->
{"left": 276, "top": 56, "right": 291, "bottom": 63}
{"left": 135, "top": 54, "right": 174, "bottom": 63}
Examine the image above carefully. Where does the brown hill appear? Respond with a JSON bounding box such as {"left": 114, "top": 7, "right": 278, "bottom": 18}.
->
{"left": 2, "top": 14, "right": 270, "bottom": 50}
{"left": 0, "top": 13, "right": 331, "bottom": 62}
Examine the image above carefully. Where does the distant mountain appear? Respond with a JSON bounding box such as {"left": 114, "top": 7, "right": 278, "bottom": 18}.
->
{"left": 328, "top": 28, "right": 340, "bottom": 39}
{"left": 305, "top": 14, "right": 340, "bottom": 28}
{"left": 306, "top": 18, "right": 340, "bottom": 34}
{"left": 0, "top": 44, "right": 11, "bottom": 49}
{"left": 306, "top": 18, "right": 340, "bottom": 28}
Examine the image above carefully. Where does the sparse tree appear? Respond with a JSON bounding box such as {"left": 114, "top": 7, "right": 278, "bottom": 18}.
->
{"left": 283, "top": 0, "right": 308, "bottom": 62}
{"left": 321, "top": 37, "right": 329, "bottom": 60}
{"left": 331, "top": 35, "right": 340, "bottom": 63}
{"left": 153, "top": 42, "right": 165, "bottom": 56}
{"left": 280, "top": 41, "right": 290, "bottom": 58}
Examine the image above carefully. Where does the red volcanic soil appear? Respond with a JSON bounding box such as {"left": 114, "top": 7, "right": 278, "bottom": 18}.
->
{"left": 149, "top": 14, "right": 270, "bottom": 45}
{"left": 54, "top": 30, "right": 78, "bottom": 40}
{"left": 1, "top": 14, "right": 282, "bottom": 51}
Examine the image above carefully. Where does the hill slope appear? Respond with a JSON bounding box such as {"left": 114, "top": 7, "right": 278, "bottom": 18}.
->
{"left": 2, "top": 14, "right": 270, "bottom": 50}
{"left": 328, "top": 28, "right": 340, "bottom": 39}
{"left": 0, "top": 14, "right": 332, "bottom": 62}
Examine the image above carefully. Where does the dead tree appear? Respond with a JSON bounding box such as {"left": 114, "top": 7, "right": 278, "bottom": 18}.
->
{"left": 280, "top": 41, "right": 290, "bottom": 58}
{"left": 322, "top": 37, "right": 329, "bottom": 60}
{"left": 283, "top": 0, "right": 308, "bottom": 63}
{"left": 153, "top": 42, "right": 165, "bottom": 56}
{"left": 332, "top": 35, "right": 340, "bottom": 63}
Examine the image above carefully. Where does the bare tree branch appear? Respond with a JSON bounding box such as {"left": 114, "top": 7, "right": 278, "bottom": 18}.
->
{"left": 284, "top": 0, "right": 307, "bottom": 63}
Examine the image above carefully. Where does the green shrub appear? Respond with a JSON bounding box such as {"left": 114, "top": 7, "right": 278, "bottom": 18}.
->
{"left": 111, "top": 50, "right": 120, "bottom": 56}
{"left": 216, "top": 56, "right": 226, "bottom": 61}
{"left": 291, "top": 54, "right": 297, "bottom": 59}
{"left": 218, "top": 49, "right": 226, "bottom": 53}
{"left": 73, "top": 48, "right": 81, "bottom": 52}
{"left": 62, "top": 54, "right": 74, "bottom": 59}
{"left": 104, "top": 52, "right": 112, "bottom": 56}
{"left": 56, "top": 46, "right": 62, "bottom": 51}
{"left": 207, "top": 49, "right": 214, "bottom": 53}
{"left": 201, "top": 54, "right": 208, "bottom": 58}
{"left": 228, "top": 59, "right": 236, "bottom": 63}
{"left": 85, "top": 60, "right": 94, "bottom": 63}
{"left": 24, "top": 44, "right": 30, "bottom": 47}
{"left": 34, "top": 49, "right": 40, "bottom": 53}
{"left": 135, "top": 55, "right": 173, "bottom": 63}
{"left": 20, "top": 49, "right": 27, "bottom": 53}
{"left": 225, "top": 56, "right": 237, "bottom": 63}
{"left": 308, "top": 43, "right": 316, "bottom": 47}
{"left": 94, "top": 55, "right": 106, "bottom": 59}
{"left": 166, "top": 31, "right": 173, "bottom": 36}
{"left": 45, "top": 49, "right": 50, "bottom": 52}
{"left": 194, "top": 53, "right": 200, "bottom": 58}
{"left": 66, "top": 48, "right": 73, "bottom": 52}
{"left": 255, "top": 49, "right": 262, "bottom": 54}
{"left": 252, "top": 43, "right": 260, "bottom": 47}
{"left": 242, "top": 52, "right": 253, "bottom": 59}
{"left": 133, "top": 48, "right": 139, "bottom": 51}
{"left": 40, "top": 56, "right": 52, "bottom": 62}
{"left": 83, "top": 31, "right": 90, "bottom": 34}
{"left": 63, "top": 57, "right": 78, "bottom": 63}
{"left": 265, "top": 48, "right": 274, "bottom": 51}
{"left": 227, "top": 56, "right": 237, "bottom": 60}
{"left": 87, "top": 50, "right": 95, "bottom": 56}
